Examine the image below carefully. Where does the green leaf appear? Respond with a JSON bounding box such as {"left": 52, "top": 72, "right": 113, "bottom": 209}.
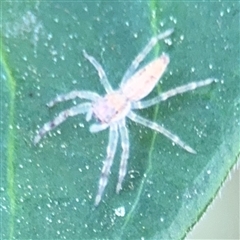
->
{"left": 1, "top": 2, "right": 239, "bottom": 239}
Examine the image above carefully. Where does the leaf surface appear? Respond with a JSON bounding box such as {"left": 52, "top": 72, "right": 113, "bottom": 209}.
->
{"left": 1, "top": 2, "right": 239, "bottom": 239}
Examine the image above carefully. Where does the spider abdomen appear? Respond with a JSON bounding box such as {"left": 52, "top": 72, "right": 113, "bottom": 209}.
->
{"left": 121, "top": 53, "right": 169, "bottom": 101}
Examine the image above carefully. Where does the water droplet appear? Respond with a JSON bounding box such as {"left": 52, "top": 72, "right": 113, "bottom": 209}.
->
{"left": 115, "top": 206, "right": 125, "bottom": 217}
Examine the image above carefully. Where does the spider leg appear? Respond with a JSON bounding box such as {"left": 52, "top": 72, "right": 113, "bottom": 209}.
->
{"left": 34, "top": 103, "right": 92, "bottom": 144}
{"left": 47, "top": 90, "right": 100, "bottom": 108}
{"left": 121, "top": 28, "right": 174, "bottom": 85}
{"left": 83, "top": 50, "right": 113, "bottom": 93}
{"left": 116, "top": 120, "right": 129, "bottom": 194}
{"left": 95, "top": 124, "right": 119, "bottom": 206}
{"left": 128, "top": 111, "right": 196, "bottom": 154}
{"left": 90, "top": 123, "right": 109, "bottom": 133}
{"left": 132, "top": 78, "right": 218, "bottom": 109}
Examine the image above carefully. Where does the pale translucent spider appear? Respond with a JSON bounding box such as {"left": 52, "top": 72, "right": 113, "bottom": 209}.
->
{"left": 34, "top": 29, "right": 217, "bottom": 206}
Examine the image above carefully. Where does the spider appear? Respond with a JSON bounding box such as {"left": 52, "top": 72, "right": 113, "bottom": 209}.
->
{"left": 34, "top": 28, "right": 217, "bottom": 206}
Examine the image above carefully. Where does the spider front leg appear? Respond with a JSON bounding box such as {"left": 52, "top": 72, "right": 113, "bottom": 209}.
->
{"left": 121, "top": 28, "right": 174, "bottom": 84}
{"left": 95, "top": 124, "right": 119, "bottom": 206}
{"left": 47, "top": 90, "right": 100, "bottom": 107}
{"left": 128, "top": 111, "right": 196, "bottom": 154}
{"left": 116, "top": 120, "right": 129, "bottom": 194}
{"left": 34, "top": 103, "right": 92, "bottom": 144}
